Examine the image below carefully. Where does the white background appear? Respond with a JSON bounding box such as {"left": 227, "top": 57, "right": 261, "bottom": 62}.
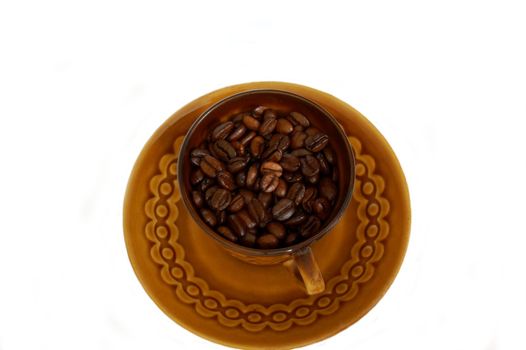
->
{"left": 1, "top": 1, "right": 525, "bottom": 349}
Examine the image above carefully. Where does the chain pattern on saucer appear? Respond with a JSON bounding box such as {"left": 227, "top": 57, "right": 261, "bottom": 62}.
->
{"left": 144, "top": 135, "right": 389, "bottom": 332}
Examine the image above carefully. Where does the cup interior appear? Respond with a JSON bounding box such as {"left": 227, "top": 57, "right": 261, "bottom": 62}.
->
{"left": 178, "top": 89, "right": 355, "bottom": 256}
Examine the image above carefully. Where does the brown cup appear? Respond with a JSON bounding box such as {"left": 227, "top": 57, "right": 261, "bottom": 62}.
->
{"left": 178, "top": 90, "right": 355, "bottom": 295}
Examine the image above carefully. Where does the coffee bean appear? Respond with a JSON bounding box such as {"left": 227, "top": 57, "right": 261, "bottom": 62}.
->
{"left": 228, "top": 214, "right": 247, "bottom": 237}
{"left": 260, "top": 173, "right": 279, "bottom": 193}
{"left": 240, "top": 231, "right": 257, "bottom": 247}
{"left": 302, "top": 187, "right": 318, "bottom": 211}
{"left": 266, "top": 222, "right": 286, "bottom": 239}
{"left": 240, "top": 131, "right": 256, "bottom": 145}
{"left": 231, "top": 140, "right": 246, "bottom": 156}
{"left": 190, "top": 148, "right": 210, "bottom": 166}
{"left": 235, "top": 172, "right": 246, "bottom": 187}
{"left": 217, "top": 226, "right": 237, "bottom": 242}
{"left": 284, "top": 211, "right": 307, "bottom": 226}
{"left": 257, "top": 234, "right": 279, "bottom": 249}
{"left": 300, "top": 216, "right": 321, "bottom": 238}
{"left": 269, "top": 133, "right": 290, "bottom": 151}
{"left": 246, "top": 164, "right": 258, "bottom": 188}
{"left": 253, "top": 105, "right": 267, "bottom": 116}
{"left": 275, "top": 179, "right": 287, "bottom": 197}
{"left": 239, "top": 189, "right": 255, "bottom": 204}
{"left": 217, "top": 210, "right": 226, "bottom": 225}
{"left": 217, "top": 171, "right": 236, "bottom": 190}
{"left": 200, "top": 177, "right": 215, "bottom": 192}
{"left": 288, "top": 112, "right": 310, "bottom": 127}
{"left": 247, "top": 198, "right": 266, "bottom": 225}
{"left": 205, "top": 186, "right": 218, "bottom": 202}
{"left": 250, "top": 136, "right": 265, "bottom": 157}
{"left": 265, "top": 149, "right": 283, "bottom": 162}
{"left": 237, "top": 210, "right": 257, "bottom": 229}
{"left": 214, "top": 139, "right": 237, "bottom": 160}
{"left": 283, "top": 171, "right": 303, "bottom": 183}
{"left": 209, "top": 189, "right": 231, "bottom": 211}
{"left": 272, "top": 198, "right": 295, "bottom": 221}
{"left": 190, "top": 169, "right": 204, "bottom": 185}
{"left": 259, "top": 117, "right": 277, "bottom": 136}
{"left": 300, "top": 155, "right": 320, "bottom": 177}
{"left": 323, "top": 146, "right": 335, "bottom": 164}
{"left": 276, "top": 118, "right": 293, "bottom": 134}
{"left": 290, "top": 131, "right": 307, "bottom": 149}
{"left": 287, "top": 183, "right": 306, "bottom": 205}
{"left": 192, "top": 190, "right": 204, "bottom": 208}
{"left": 306, "top": 173, "right": 320, "bottom": 184}
{"left": 263, "top": 109, "right": 277, "bottom": 121}
{"left": 212, "top": 121, "right": 234, "bottom": 141}
{"left": 261, "top": 161, "right": 283, "bottom": 177}
{"left": 319, "top": 177, "right": 337, "bottom": 202}
{"left": 280, "top": 154, "right": 300, "bottom": 172}
{"left": 305, "top": 133, "right": 329, "bottom": 152}
{"left": 284, "top": 232, "right": 298, "bottom": 245}
{"left": 243, "top": 115, "right": 260, "bottom": 131}
{"left": 201, "top": 208, "right": 217, "bottom": 227}
{"left": 228, "top": 124, "right": 247, "bottom": 142}
{"left": 227, "top": 156, "right": 249, "bottom": 173}
{"left": 257, "top": 192, "right": 273, "bottom": 208}
{"left": 305, "top": 127, "right": 321, "bottom": 136}
{"left": 313, "top": 197, "right": 331, "bottom": 220}
{"left": 231, "top": 112, "right": 246, "bottom": 123}
{"left": 228, "top": 194, "right": 245, "bottom": 212}
{"left": 290, "top": 148, "right": 312, "bottom": 157}
{"left": 316, "top": 153, "right": 331, "bottom": 175}
{"left": 200, "top": 155, "right": 225, "bottom": 178}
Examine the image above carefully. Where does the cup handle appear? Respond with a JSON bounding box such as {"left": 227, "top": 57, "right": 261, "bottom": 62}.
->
{"left": 289, "top": 247, "right": 325, "bottom": 295}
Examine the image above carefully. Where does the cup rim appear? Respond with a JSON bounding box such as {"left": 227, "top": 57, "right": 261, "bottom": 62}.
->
{"left": 178, "top": 88, "right": 355, "bottom": 257}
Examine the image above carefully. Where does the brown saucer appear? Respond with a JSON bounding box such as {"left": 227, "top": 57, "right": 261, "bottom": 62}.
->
{"left": 123, "top": 82, "right": 411, "bottom": 349}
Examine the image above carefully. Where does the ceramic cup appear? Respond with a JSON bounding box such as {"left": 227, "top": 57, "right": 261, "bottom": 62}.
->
{"left": 178, "top": 90, "right": 355, "bottom": 295}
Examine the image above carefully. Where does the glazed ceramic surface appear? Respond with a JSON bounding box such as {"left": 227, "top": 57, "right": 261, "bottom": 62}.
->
{"left": 123, "top": 82, "right": 411, "bottom": 349}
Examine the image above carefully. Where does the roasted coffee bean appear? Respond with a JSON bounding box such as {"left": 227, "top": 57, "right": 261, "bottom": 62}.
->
{"left": 228, "top": 214, "right": 247, "bottom": 237}
{"left": 200, "top": 155, "right": 225, "bottom": 178}
{"left": 253, "top": 178, "right": 261, "bottom": 193}
{"left": 300, "top": 155, "right": 320, "bottom": 177}
{"left": 240, "top": 231, "right": 257, "bottom": 247}
{"left": 287, "top": 183, "right": 306, "bottom": 205}
{"left": 250, "top": 136, "right": 265, "bottom": 157}
{"left": 217, "top": 210, "right": 226, "bottom": 225}
{"left": 284, "top": 210, "right": 307, "bottom": 226}
{"left": 209, "top": 189, "right": 231, "bottom": 211}
{"left": 200, "top": 177, "right": 215, "bottom": 192}
{"left": 228, "top": 194, "right": 245, "bottom": 212}
{"left": 272, "top": 198, "right": 295, "bottom": 221}
{"left": 319, "top": 177, "right": 337, "bottom": 202}
{"left": 217, "top": 226, "right": 237, "bottom": 242}
{"left": 236, "top": 172, "right": 246, "bottom": 187}
{"left": 257, "top": 234, "right": 279, "bottom": 249}
{"left": 316, "top": 153, "right": 331, "bottom": 175}
{"left": 323, "top": 146, "right": 335, "bottom": 164}
{"left": 266, "top": 222, "right": 286, "bottom": 239}
{"left": 288, "top": 112, "right": 310, "bottom": 127}
{"left": 228, "top": 123, "right": 247, "bottom": 141}
{"left": 253, "top": 105, "right": 267, "bottom": 116}
{"left": 284, "top": 232, "right": 298, "bottom": 245}
{"left": 306, "top": 173, "right": 320, "bottom": 184}
{"left": 231, "top": 112, "right": 246, "bottom": 123}
{"left": 290, "top": 131, "right": 307, "bottom": 149}
{"left": 238, "top": 210, "right": 257, "bottom": 229}
{"left": 283, "top": 171, "right": 303, "bottom": 183}
{"left": 261, "top": 161, "right": 283, "bottom": 177}
{"left": 313, "top": 197, "right": 331, "bottom": 220}
{"left": 247, "top": 198, "right": 266, "bottom": 225}
{"left": 192, "top": 190, "right": 204, "bottom": 208}
{"left": 305, "top": 133, "right": 329, "bottom": 152}
{"left": 259, "top": 117, "right": 277, "bottom": 136}
{"left": 190, "top": 169, "right": 204, "bottom": 185}
{"left": 257, "top": 192, "right": 273, "bottom": 208}
{"left": 213, "top": 139, "right": 237, "bottom": 160}
{"left": 300, "top": 216, "right": 321, "bottom": 238}
{"left": 275, "top": 179, "right": 287, "bottom": 197}
{"left": 246, "top": 164, "right": 258, "bottom": 188}
{"left": 263, "top": 109, "right": 277, "bottom": 121}
{"left": 201, "top": 209, "right": 217, "bottom": 227}
{"left": 302, "top": 187, "right": 318, "bottom": 205}
{"left": 212, "top": 121, "right": 234, "bottom": 141}
{"left": 190, "top": 148, "right": 210, "bottom": 166}
{"left": 305, "top": 127, "right": 321, "bottom": 136}
{"left": 265, "top": 149, "right": 283, "bottom": 162}
{"left": 270, "top": 133, "right": 290, "bottom": 151}
{"left": 239, "top": 189, "right": 255, "bottom": 204}
{"left": 240, "top": 131, "right": 256, "bottom": 145}
{"left": 280, "top": 154, "right": 300, "bottom": 172}
{"left": 227, "top": 156, "right": 249, "bottom": 173}
{"left": 276, "top": 118, "right": 294, "bottom": 134}
{"left": 290, "top": 148, "right": 312, "bottom": 157}
{"left": 205, "top": 186, "right": 218, "bottom": 202}
{"left": 231, "top": 140, "right": 246, "bottom": 156}
{"left": 243, "top": 115, "right": 261, "bottom": 131}
{"left": 217, "top": 171, "right": 236, "bottom": 190}
{"left": 293, "top": 125, "right": 304, "bottom": 132}
{"left": 260, "top": 173, "right": 279, "bottom": 193}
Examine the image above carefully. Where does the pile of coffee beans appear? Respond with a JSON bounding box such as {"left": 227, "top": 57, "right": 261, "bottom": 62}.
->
{"left": 189, "top": 106, "right": 338, "bottom": 249}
